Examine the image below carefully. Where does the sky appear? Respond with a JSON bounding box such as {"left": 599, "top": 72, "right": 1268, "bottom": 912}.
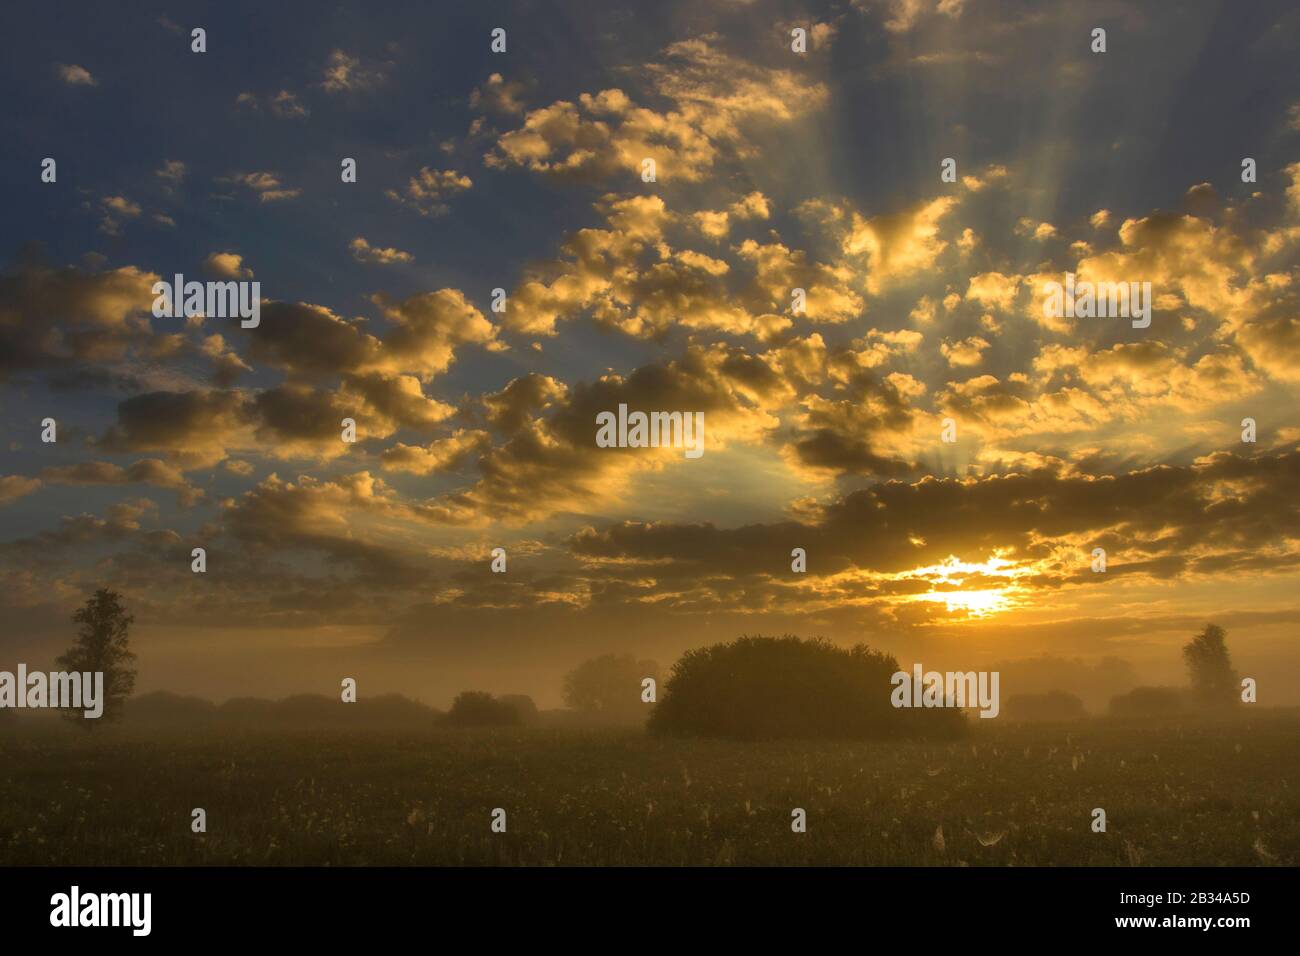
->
{"left": 1, "top": 0, "right": 1298, "bottom": 708}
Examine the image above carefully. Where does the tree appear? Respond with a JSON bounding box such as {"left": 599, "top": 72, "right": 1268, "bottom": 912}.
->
{"left": 498, "top": 694, "right": 539, "bottom": 725}
{"left": 58, "top": 589, "right": 136, "bottom": 726}
{"left": 648, "top": 635, "right": 965, "bottom": 741}
{"left": 1182, "top": 623, "right": 1238, "bottom": 709}
{"left": 562, "top": 654, "right": 659, "bottom": 725}
{"left": 442, "top": 691, "right": 521, "bottom": 728}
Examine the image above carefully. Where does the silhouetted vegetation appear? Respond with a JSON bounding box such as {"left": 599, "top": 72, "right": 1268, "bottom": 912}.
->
{"left": 122, "top": 691, "right": 442, "bottom": 730}
{"left": 1109, "top": 686, "right": 1191, "bottom": 717}
{"left": 562, "top": 654, "right": 659, "bottom": 726}
{"left": 1184, "top": 623, "right": 1239, "bottom": 708}
{"left": 649, "top": 635, "right": 965, "bottom": 740}
{"left": 127, "top": 691, "right": 217, "bottom": 726}
{"left": 57, "top": 589, "right": 136, "bottom": 725}
{"left": 498, "top": 694, "right": 539, "bottom": 725}
{"left": 1003, "top": 690, "right": 1086, "bottom": 722}
{"left": 442, "top": 691, "right": 521, "bottom": 728}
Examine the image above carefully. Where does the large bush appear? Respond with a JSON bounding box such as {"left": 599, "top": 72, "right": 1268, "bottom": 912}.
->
{"left": 442, "top": 691, "right": 522, "bottom": 728}
{"left": 648, "top": 635, "right": 965, "bottom": 740}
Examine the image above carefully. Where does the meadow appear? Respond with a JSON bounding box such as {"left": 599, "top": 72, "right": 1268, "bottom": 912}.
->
{"left": 1, "top": 711, "right": 1296, "bottom": 866}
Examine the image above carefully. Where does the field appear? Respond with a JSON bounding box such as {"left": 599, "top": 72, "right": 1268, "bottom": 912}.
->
{"left": 1, "top": 711, "right": 1297, "bottom": 866}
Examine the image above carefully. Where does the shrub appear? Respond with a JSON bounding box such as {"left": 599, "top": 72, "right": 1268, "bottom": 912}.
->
{"left": 1109, "top": 685, "right": 1192, "bottom": 718}
{"left": 498, "top": 694, "right": 539, "bottom": 725}
{"left": 648, "top": 635, "right": 965, "bottom": 740}
{"left": 442, "top": 691, "right": 522, "bottom": 728}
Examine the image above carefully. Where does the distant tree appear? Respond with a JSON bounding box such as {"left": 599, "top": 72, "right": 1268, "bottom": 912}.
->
{"left": 1108, "top": 686, "right": 1191, "bottom": 718}
{"left": 648, "top": 635, "right": 965, "bottom": 741}
{"left": 562, "top": 654, "right": 659, "bottom": 725}
{"left": 443, "top": 691, "right": 521, "bottom": 728}
{"left": 1182, "top": 623, "right": 1238, "bottom": 708}
{"left": 126, "top": 691, "right": 217, "bottom": 727}
{"left": 498, "top": 694, "right": 539, "bottom": 725}
{"left": 57, "top": 589, "right": 136, "bottom": 726}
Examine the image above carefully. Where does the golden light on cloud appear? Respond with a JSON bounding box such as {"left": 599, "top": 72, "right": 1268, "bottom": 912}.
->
{"left": 897, "top": 553, "right": 1033, "bottom": 620}
{"left": 926, "top": 587, "right": 1011, "bottom": 618}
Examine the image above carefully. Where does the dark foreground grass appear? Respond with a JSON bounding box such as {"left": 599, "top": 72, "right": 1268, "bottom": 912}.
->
{"left": 1, "top": 710, "right": 1297, "bottom": 865}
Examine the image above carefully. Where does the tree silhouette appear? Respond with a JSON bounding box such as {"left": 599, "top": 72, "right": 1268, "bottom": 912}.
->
{"left": 1182, "top": 623, "right": 1238, "bottom": 709}
{"left": 648, "top": 635, "right": 965, "bottom": 740}
{"left": 442, "top": 691, "right": 520, "bottom": 728}
{"left": 562, "top": 654, "right": 659, "bottom": 725}
{"left": 57, "top": 589, "right": 136, "bottom": 726}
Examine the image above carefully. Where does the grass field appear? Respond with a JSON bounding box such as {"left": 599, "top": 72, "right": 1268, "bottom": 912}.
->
{"left": 2, "top": 711, "right": 1297, "bottom": 866}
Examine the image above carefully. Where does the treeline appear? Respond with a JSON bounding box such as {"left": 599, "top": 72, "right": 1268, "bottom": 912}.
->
{"left": 0, "top": 690, "right": 545, "bottom": 732}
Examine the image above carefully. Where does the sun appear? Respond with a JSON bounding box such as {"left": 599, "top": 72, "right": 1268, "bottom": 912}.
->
{"left": 896, "top": 553, "right": 1031, "bottom": 619}
{"left": 932, "top": 588, "right": 1010, "bottom": 618}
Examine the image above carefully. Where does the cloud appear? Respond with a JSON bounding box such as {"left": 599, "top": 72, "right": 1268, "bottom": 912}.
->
{"left": 99, "top": 389, "right": 253, "bottom": 468}
{"left": 321, "top": 50, "right": 388, "bottom": 94}
{"left": 349, "top": 237, "right": 414, "bottom": 266}
{"left": 481, "top": 374, "right": 568, "bottom": 433}
{"left": 155, "top": 160, "right": 187, "bottom": 190}
{"left": 0, "top": 476, "right": 41, "bottom": 506}
{"left": 367, "top": 289, "right": 499, "bottom": 377}
{"left": 859, "top": 0, "right": 967, "bottom": 34}
{"left": 39, "top": 459, "right": 202, "bottom": 506}
{"left": 385, "top": 167, "right": 472, "bottom": 216}
{"left": 235, "top": 291, "right": 495, "bottom": 386}
{"left": 203, "top": 252, "right": 253, "bottom": 279}
{"left": 568, "top": 446, "right": 1300, "bottom": 615}
{"left": 221, "top": 171, "right": 301, "bottom": 203}
{"left": 420, "top": 344, "right": 785, "bottom": 525}
{"left": 237, "top": 90, "right": 310, "bottom": 119}
{"left": 56, "top": 63, "right": 97, "bottom": 87}
{"left": 471, "top": 73, "right": 527, "bottom": 114}
{"left": 941, "top": 336, "right": 991, "bottom": 367}
{"left": 0, "top": 261, "right": 157, "bottom": 377}
{"left": 98, "top": 195, "right": 142, "bottom": 235}
{"left": 487, "top": 37, "right": 828, "bottom": 182}
{"left": 380, "top": 429, "right": 491, "bottom": 475}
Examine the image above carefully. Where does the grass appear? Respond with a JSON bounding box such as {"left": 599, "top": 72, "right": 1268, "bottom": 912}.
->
{"left": 1, "top": 710, "right": 1297, "bottom": 866}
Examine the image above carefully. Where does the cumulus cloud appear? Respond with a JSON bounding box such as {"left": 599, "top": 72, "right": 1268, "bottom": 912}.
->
{"left": 487, "top": 37, "right": 828, "bottom": 182}
{"left": 321, "top": 50, "right": 388, "bottom": 94}
{"left": 0, "top": 261, "right": 157, "bottom": 377}
{"left": 40, "top": 459, "right": 203, "bottom": 506}
{"left": 349, "top": 237, "right": 414, "bottom": 266}
{"left": 221, "top": 171, "right": 301, "bottom": 202}
{"left": 203, "top": 252, "right": 253, "bottom": 279}
{"left": 385, "top": 167, "right": 472, "bottom": 216}
{"left": 470, "top": 73, "right": 527, "bottom": 114}
{"left": 380, "top": 429, "right": 491, "bottom": 475}
{"left": 56, "top": 63, "right": 97, "bottom": 87}
{"left": 0, "top": 476, "right": 42, "bottom": 506}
